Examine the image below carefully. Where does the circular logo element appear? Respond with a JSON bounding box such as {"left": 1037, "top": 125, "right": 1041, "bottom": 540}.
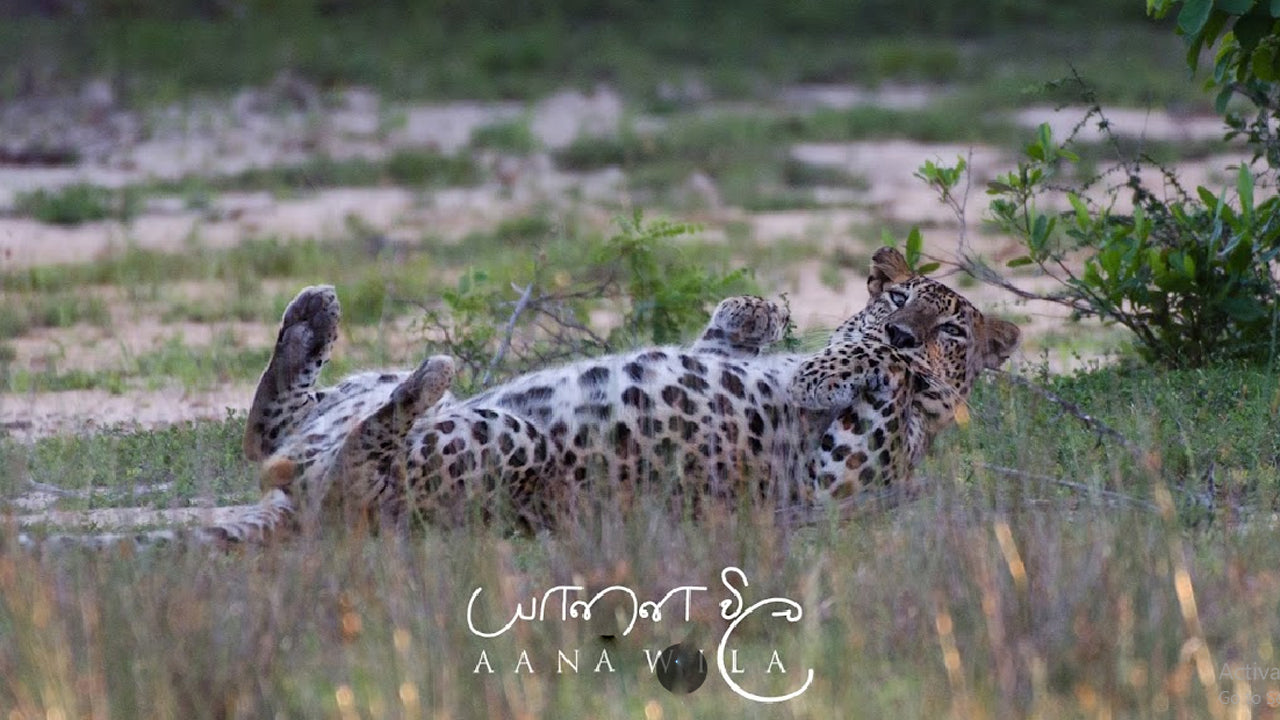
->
{"left": 655, "top": 642, "right": 708, "bottom": 694}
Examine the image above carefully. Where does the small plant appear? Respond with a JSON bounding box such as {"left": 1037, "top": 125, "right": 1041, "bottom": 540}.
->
{"left": 603, "top": 211, "right": 753, "bottom": 345}
{"left": 416, "top": 212, "right": 754, "bottom": 390}
{"left": 385, "top": 149, "right": 481, "bottom": 186}
{"left": 14, "top": 184, "right": 142, "bottom": 226}
{"left": 1152, "top": 0, "right": 1280, "bottom": 166}
{"left": 470, "top": 118, "right": 539, "bottom": 154}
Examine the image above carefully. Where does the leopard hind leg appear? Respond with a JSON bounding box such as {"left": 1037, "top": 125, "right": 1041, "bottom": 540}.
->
{"left": 244, "top": 285, "right": 342, "bottom": 461}
{"left": 324, "top": 355, "right": 456, "bottom": 527}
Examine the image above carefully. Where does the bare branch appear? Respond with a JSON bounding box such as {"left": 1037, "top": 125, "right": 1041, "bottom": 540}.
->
{"left": 972, "top": 463, "right": 1158, "bottom": 511}
{"left": 481, "top": 283, "right": 535, "bottom": 387}
{"left": 992, "top": 371, "right": 1142, "bottom": 459}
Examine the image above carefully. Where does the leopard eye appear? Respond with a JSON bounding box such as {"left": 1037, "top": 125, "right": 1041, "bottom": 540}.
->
{"left": 937, "top": 322, "right": 966, "bottom": 338}
{"left": 887, "top": 290, "right": 908, "bottom": 307}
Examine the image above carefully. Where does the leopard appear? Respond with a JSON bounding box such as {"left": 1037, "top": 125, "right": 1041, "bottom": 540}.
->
{"left": 18, "top": 247, "right": 1018, "bottom": 550}
{"left": 16, "top": 289, "right": 796, "bottom": 551}
{"left": 236, "top": 245, "right": 1017, "bottom": 536}
{"left": 244, "top": 288, "right": 808, "bottom": 535}
{"left": 790, "top": 246, "right": 1021, "bottom": 500}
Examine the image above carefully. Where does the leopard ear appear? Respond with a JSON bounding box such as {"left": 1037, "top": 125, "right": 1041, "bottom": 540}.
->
{"left": 867, "top": 247, "right": 914, "bottom": 297}
{"left": 979, "top": 317, "right": 1021, "bottom": 370}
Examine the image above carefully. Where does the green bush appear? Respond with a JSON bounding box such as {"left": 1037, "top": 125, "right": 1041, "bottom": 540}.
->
{"left": 903, "top": 2, "right": 1280, "bottom": 369}
{"left": 981, "top": 122, "right": 1280, "bottom": 367}
{"left": 603, "top": 212, "right": 753, "bottom": 345}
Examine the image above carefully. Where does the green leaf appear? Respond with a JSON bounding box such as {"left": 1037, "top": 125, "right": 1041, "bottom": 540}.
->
{"left": 905, "top": 227, "right": 923, "bottom": 267}
{"left": 1133, "top": 205, "right": 1151, "bottom": 240}
{"left": 1148, "top": 247, "right": 1168, "bottom": 276}
{"left": 1220, "top": 296, "right": 1267, "bottom": 321}
{"left": 1082, "top": 261, "right": 1103, "bottom": 288}
{"left": 1215, "top": 85, "right": 1235, "bottom": 114}
{"left": 1068, "top": 192, "right": 1090, "bottom": 227}
{"left": 1233, "top": 12, "right": 1275, "bottom": 56}
{"left": 1100, "top": 246, "right": 1122, "bottom": 277}
{"left": 1031, "top": 214, "right": 1054, "bottom": 248}
{"left": 916, "top": 262, "right": 941, "bottom": 274}
{"left": 1198, "top": 185, "right": 1220, "bottom": 207}
{"left": 987, "top": 181, "right": 1014, "bottom": 194}
{"left": 1006, "top": 256, "right": 1034, "bottom": 268}
{"left": 1238, "top": 163, "right": 1255, "bottom": 214}
{"left": 1179, "top": 0, "right": 1214, "bottom": 33}
{"left": 1202, "top": 9, "right": 1233, "bottom": 48}
{"left": 1253, "top": 45, "right": 1277, "bottom": 79}
{"left": 1213, "top": 45, "right": 1232, "bottom": 84}
{"left": 1217, "top": 0, "right": 1256, "bottom": 13}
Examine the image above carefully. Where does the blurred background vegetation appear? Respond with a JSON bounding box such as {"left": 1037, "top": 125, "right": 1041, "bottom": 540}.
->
{"left": 1, "top": 0, "right": 1180, "bottom": 105}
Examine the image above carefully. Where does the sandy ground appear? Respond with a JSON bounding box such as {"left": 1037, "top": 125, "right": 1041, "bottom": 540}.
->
{"left": 0, "top": 385, "right": 255, "bottom": 437}
{"left": 0, "top": 82, "right": 1248, "bottom": 446}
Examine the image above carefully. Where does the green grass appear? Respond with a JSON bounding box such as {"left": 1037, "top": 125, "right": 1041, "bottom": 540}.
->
{"left": 549, "top": 102, "right": 1030, "bottom": 209}
{"left": 0, "top": 366, "right": 125, "bottom": 394}
{"left": 2, "top": 362, "right": 1278, "bottom": 716}
{"left": 553, "top": 115, "right": 830, "bottom": 209}
{"left": 0, "top": 337, "right": 271, "bottom": 394}
{"left": 0, "top": 4, "right": 1185, "bottom": 107}
{"left": 0, "top": 292, "right": 111, "bottom": 336}
{"left": 12, "top": 184, "right": 143, "bottom": 226}
{"left": 0, "top": 235, "right": 435, "bottom": 302}
{"left": 470, "top": 118, "right": 539, "bottom": 154}
{"left": 1, "top": 499, "right": 1241, "bottom": 718}
{"left": 148, "top": 150, "right": 482, "bottom": 197}
{"left": 160, "top": 290, "right": 281, "bottom": 325}
{"left": 0, "top": 417, "right": 255, "bottom": 506}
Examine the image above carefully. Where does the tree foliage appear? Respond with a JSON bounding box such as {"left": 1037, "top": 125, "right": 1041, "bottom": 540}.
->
{"left": 917, "top": 2, "right": 1280, "bottom": 368}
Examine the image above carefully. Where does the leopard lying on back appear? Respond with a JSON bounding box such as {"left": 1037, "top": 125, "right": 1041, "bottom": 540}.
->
{"left": 256, "top": 246, "right": 1018, "bottom": 535}
{"left": 20, "top": 247, "right": 1019, "bottom": 549}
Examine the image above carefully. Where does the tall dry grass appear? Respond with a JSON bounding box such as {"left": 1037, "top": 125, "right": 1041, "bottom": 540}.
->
{"left": 3, "top": 458, "right": 1271, "bottom": 718}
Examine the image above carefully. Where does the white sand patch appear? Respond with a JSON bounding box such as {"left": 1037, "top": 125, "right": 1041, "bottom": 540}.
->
{"left": 777, "top": 84, "right": 944, "bottom": 112}
{"left": 1014, "top": 106, "right": 1231, "bottom": 144}
{"left": 789, "top": 141, "right": 1009, "bottom": 226}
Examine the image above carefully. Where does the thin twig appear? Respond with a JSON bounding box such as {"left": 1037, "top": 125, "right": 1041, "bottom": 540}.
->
{"left": 481, "top": 282, "right": 535, "bottom": 387}
{"left": 957, "top": 148, "right": 973, "bottom": 250}
{"left": 531, "top": 305, "right": 611, "bottom": 349}
{"left": 992, "top": 370, "right": 1141, "bottom": 457}
{"left": 973, "top": 463, "right": 1158, "bottom": 512}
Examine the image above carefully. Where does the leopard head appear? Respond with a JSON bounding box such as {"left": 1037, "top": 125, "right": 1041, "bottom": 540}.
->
{"left": 839, "top": 247, "right": 1020, "bottom": 398}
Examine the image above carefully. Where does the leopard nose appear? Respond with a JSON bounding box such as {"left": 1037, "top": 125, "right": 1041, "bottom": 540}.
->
{"left": 887, "top": 323, "right": 919, "bottom": 349}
